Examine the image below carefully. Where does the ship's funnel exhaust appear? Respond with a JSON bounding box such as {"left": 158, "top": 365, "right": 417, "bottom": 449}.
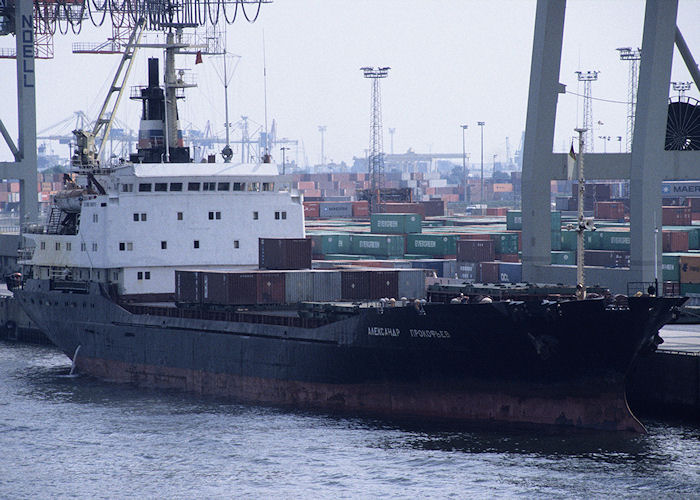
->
{"left": 148, "top": 58, "right": 159, "bottom": 88}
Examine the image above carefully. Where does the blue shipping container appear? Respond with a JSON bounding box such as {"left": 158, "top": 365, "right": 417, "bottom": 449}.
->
{"left": 499, "top": 262, "right": 523, "bottom": 283}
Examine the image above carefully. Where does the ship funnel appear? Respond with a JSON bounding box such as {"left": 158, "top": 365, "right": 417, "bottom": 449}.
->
{"left": 148, "top": 58, "right": 159, "bottom": 88}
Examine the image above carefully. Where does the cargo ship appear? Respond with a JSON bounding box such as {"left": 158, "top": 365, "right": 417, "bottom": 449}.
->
{"left": 11, "top": 48, "right": 686, "bottom": 433}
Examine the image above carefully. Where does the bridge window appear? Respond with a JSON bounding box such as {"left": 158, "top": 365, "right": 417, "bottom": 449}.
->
{"left": 234, "top": 240, "right": 239, "bottom": 249}
{"left": 203, "top": 182, "right": 216, "bottom": 191}
{"left": 170, "top": 182, "right": 183, "bottom": 192}
{"left": 121, "top": 184, "right": 133, "bottom": 192}
{"left": 177, "top": 212, "right": 183, "bottom": 220}
{"left": 208, "top": 211, "right": 221, "bottom": 220}
{"left": 262, "top": 182, "right": 273, "bottom": 191}
{"left": 253, "top": 211, "right": 259, "bottom": 220}
{"left": 138, "top": 183, "right": 152, "bottom": 192}
{"left": 161, "top": 241, "right": 167, "bottom": 250}
{"left": 194, "top": 240, "right": 200, "bottom": 249}
{"left": 188, "top": 182, "right": 200, "bottom": 191}
{"left": 154, "top": 183, "right": 167, "bottom": 192}
{"left": 233, "top": 182, "right": 245, "bottom": 191}
{"left": 217, "top": 182, "right": 230, "bottom": 191}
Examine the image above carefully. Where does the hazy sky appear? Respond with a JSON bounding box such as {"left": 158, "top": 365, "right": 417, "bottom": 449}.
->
{"left": 1, "top": 0, "right": 699, "bottom": 166}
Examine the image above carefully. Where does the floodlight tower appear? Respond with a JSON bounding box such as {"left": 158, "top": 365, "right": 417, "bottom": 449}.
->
{"left": 671, "top": 81, "right": 693, "bottom": 98}
{"left": 389, "top": 128, "right": 396, "bottom": 155}
{"left": 361, "top": 66, "right": 390, "bottom": 214}
{"left": 617, "top": 48, "right": 642, "bottom": 153}
{"left": 576, "top": 70, "right": 600, "bottom": 152}
{"left": 318, "top": 125, "right": 327, "bottom": 168}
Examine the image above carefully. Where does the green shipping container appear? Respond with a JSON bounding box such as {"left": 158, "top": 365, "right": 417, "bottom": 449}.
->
{"left": 680, "top": 283, "right": 700, "bottom": 295}
{"left": 598, "top": 230, "right": 631, "bottom": 251}
{"left": 491, "top": 233, "right": 519, "bottom": 255}
{"left": 551, "top": 251, "right": 576, "bottom": 265}
{"left": 309, "top": 234, "right": 352, "bottom": 255}
{"left": 350, "top": 234, "right": 405, "bottom": 257}
{"left": 663, "top": 253, "right": 681, "bottom": 282}
{"left": 506, "top": 211, "right": 561, "bottom": 231}
{"left": 371, "top": 213, "right": 422, "bottom": 234}
{"left": 551, "top": 230, "right": 562, "bottom": 251}
{"left": 406, "top": 234, "right": 458, "bottom": 256}
{"left": 561, "top": 230, "right": 577, "bottom": 251}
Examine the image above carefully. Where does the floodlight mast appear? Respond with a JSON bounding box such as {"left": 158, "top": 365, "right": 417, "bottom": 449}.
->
{"left": 361, "top": 66, "right": 390, "bottom": 214}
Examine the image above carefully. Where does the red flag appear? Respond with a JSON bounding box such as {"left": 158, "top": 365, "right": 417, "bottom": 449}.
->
{"left": 195, "top": 51, "right": 203, "bottom": 64}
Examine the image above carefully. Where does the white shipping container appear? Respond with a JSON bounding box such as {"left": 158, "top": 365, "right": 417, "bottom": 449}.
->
{"left": 397, "top": 269, "right": 426, "bottom": 299}
{"left": 313, "top": 270, "right": 342, "bottom": 301}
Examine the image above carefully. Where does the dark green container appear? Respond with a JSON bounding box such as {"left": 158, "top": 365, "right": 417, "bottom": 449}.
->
{"left": 350, "top": 234, "right": 405, "bottom": 257}
{"left": 506, "top": 210, "right": 561, "bottom": 231}
{"left": 680, "top": 283, "right": 700, "bottom": 295}
{"left": 598, "top": 230, "right": 631, "bottom": 251}
{"left": 663, "top": 253, "right": 681, "bottom": 282}
{"left": 551, "top": 230, "right": 562, "bottom": 251}
{"left": 371, "top": 213, "right": 422, "bottom": 234}
{"left": 551, "top": 251, "right": 576, "bottom": 265}
{"left": 491, "top": 233, "right": 519, "bottom": 255}
{"left": 561, "top": 230, "right": 577, "bottom": 251}
{"left": 406, "top": 234, "right": 458, "bottom": 256}
{"left": 309, "top": 234, "right": 352, "bottom": 255}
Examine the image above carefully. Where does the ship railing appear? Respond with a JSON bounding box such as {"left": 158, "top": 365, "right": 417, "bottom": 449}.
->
{"left": 49, "top": 280, "right": 89, "bottom": 293}
{"left": 17, "top": 247, "right": 34, "bottom": 261}
{"left": 627, "top": 281, "right": 677, "bottom": 297}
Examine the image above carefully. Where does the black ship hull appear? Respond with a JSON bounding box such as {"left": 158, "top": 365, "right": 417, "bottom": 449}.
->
{"left": 14, "top": 280, "right": 684, "bottom": 432}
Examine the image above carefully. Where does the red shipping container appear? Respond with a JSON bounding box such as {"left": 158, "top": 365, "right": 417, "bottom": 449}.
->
{"left": 662, "top": 206, "right": 692, "bottom": 226}
{"left": 256, "top": 272, "right": 286, "bottom": 304}
{"left": 486, "top": 207, "right": 509, "bottom": 216}
{"left": 202, "top": 271, "right": 228, "bottom": 304}
{"left": 688, "top": 198, "right": 700, "bottom": 213}
{"left": 480, "top": 262, "right": 500, "bottom": 283}
{"left": 419, "top": 200, "right": 445, "bottom": 217}
{"left": 352, "top": 201, "right": 369, "bottom": 217}
{"left": 594, "top": 201, "right": 625, "bottom": 219}
{"left": 662, "top": 230, "right": 689, "bottom": 252}
{"left": 259, "top": 238, "right": 312, "bottom": 270}
{"left": 379, "top": 203, "right": 426, "bottom": 217}
{"left": 303, "top": 202, "right": 320, "bottom": 218}
{"left": 228, "top": 273, "right": 259, "bottom": 304}
{"left": 456, "top": 239, "right": 495, "bottom": 262}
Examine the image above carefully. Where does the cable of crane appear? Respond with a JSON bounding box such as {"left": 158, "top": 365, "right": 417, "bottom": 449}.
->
{"left": 565, "top": 90, "right": 630, "bottom": 105}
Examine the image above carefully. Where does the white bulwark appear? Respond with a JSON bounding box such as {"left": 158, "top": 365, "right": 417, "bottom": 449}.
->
{"left": 21, "top": 161, "right": 304, "bottom": 296}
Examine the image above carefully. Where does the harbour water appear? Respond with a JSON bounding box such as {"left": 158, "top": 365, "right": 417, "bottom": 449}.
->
{"left": 2, "top": 341, "right": 699, "bottom": 499}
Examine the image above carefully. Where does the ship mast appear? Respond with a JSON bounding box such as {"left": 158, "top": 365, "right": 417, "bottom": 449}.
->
{"left": 574, "top": 127, "right": 595, "bottom": 300}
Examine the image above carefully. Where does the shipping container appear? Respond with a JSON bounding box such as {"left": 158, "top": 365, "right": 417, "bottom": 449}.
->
{"left": 227, "top": 273, "right": 259, "bottom": 304}
{"left": 259, "top": 238, "right": 312, "bottom": 269}
{"left": 506, "top": 210, "right": 561, "bottom": 231}
{"left": 370, "top": 213, "right": 422, "bottom": 234}
{"left": 480, "top": 262, "right": 500, "bottom": 283}
{"left": 406, "top": 234, "right": 458, "bottom": 256}
{"left": 662, "top": 253, "right": 681, "bottom": 282}
{"left": 419, "top": 200, "right": 445, "bottom": 216}
{"left": 551, "top": 230, "right": 562, "bottom": 251}
{"left": 456, "top": 239, "right": 495, "bottom": 262}
{"left": 551, "top": 251, "right": 576, "bottom": 265}
{"left": 313, "top": 270, "right": 342, "bottom": 301}
{"left": 662, "top": 205, "right": 692, "bottom": 226}
{"left": 175, "top": 270, "right": 201, "bottom": 303}
{"left": 397, "top": 269, "right": 427, "bottom": 298}
{"left": 598, "top": 230, "right": 630, "bottom": 251}
{"left": 284, "top": 270, "right": 315, "bottom": 303}
{"left": 379, "top": 203, "right": 426, "bottom": 217}
{"left": 584, "top": 250, "right": 631, "bottom": 268}
{"left": 350, "top": 234, "right": 405, "bottom": 257}
{"left": 680, "top": 254, "right": 700, "bottom": 283}
{"left": 490, "top": 233, "right": 519, "bottom": 255}
{"left": 369, "top": 270, "right": 399, "bottom": 298}
{"left": 341, "top": 270, "right": 371, "bottom": 300}
{"left": 319, "top": 202, "right": 353, "bottom": 218}
{"left": 560, "top": 230, "right": 578, "bottom": 251}
{"left": 256, "top": 272, "right": 286, "bottom": 304}
{"left": 309, "top": 234, "right": 352, "bottom": 255}
{"left": 456, "top": 261, "right": 479, "bottom": 281}
{"left": 303, "top": 202, "right": 320, "bottom": 218}
{"left": 595, "top": 201, "right": 625, "bottom": 219}
{"left": 352, "top": 201, "right": 369, "bottom": 217}
{"left": 499, "top": 262, "right": 523, "bottom": 283}
{"left": 662, "top": 230, "right": 689, "bottom": 253}
{"left": 202, "top": 271, "right": 228, "bottom": 304}
{"left": 409, "top": 259, "right": 456, "bottom": 278}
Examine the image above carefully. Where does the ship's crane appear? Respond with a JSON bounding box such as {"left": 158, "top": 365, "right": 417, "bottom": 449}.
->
{"left": 71, "top": 18, "right": 146, "bottom": 170}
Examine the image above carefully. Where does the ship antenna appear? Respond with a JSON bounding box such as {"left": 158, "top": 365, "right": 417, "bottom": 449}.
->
{"left": 263, "top": 30, "right": 270, "bottom": 160}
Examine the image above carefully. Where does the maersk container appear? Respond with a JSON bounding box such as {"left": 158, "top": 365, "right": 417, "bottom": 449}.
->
{"left": 309, "top": 234, "right": 352, "bottom": 255}
{"left": 313, "top": 270, "right": 341, "bottom": 301}
{"left": 397, "top": 269, "right": 427, "bottom": 298}
{"left": 499, "top": 262, "right": 523, "bottom": 283}
{"left": 551, "top": 251, "right": 576, "bottom": 265}
{"left": 350, "top": 235, "right": 405, "bottom": 257}
{"left": 406, "top": 234, "right": 458, "bottom": 256}
{"left": 491, "top": 233, "right": 519, "bottom": 255}
{"left": 370, "top": 213, "right": 422, "bottom": 234}
{"left": 506, "top": 211, "right": 561, "bottom": 231}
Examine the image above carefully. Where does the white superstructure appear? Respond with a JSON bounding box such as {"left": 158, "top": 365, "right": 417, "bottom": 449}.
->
{"left": 21, "top": 161, "right": 304, "bottom": 297}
